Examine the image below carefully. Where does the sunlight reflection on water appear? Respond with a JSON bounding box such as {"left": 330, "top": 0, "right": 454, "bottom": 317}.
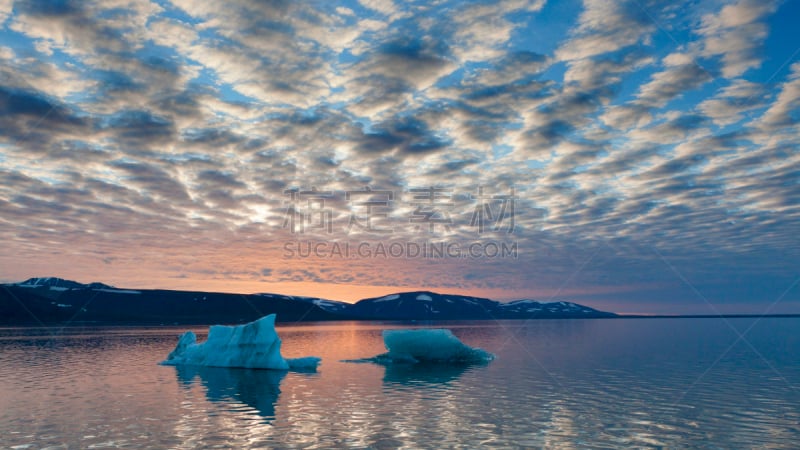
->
{"left": 1, "top": 318, "right": 799, "bottom": 448}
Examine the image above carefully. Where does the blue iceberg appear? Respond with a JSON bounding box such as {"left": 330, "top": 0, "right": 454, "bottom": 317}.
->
{"left": 161, "top": 314, "right": 320, "bottom": 370}
{"left": 348, "top": 328, "right": 495, "bottom": 364}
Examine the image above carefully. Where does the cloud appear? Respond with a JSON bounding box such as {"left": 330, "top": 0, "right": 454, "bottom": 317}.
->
{"left": 563, "top": 50, "right": 653, "bottom": 92}
{"left": 449, "top": 0, "right": 545, "bottom": 62}
{"left": 0, "top": 0, "right": 798, "bottom": 311}
{"left": 698, "top": 79, "right": 767, "bottom": 126}
{"left": 103, "top": 109, "right": 175, "bottom": 143}
{"left": 0, "top": 0, "right": 11, "bottom": 24}
{"left": 358, "top": 0, "right": 398, "bottom": 18}
{"left": 629, "top": 113, "right": 711, "bottom": 144}
{"left": 637, "top": 63, "right": 714, "bottom": 109}
{"left": 757, "top": 62, "right": 800, "bottom": 131}
{"left": 108, "top": 159, "right": 193, "bottom": 205}
{"left": 355, "top": 115, "right": 452, "bottom": 156}
{"left": 697, "top": 0, "right": 779, "bottom": 77}
{"left": 344, "top": 37, "right": 456, "bottom": 110}
{"left": 555, "top": 0, "right": 655, "bottom": 61}
{"left": 0, "top": 85, "right": 85, "bottom": 126}
{"left": 0, "top": 85, "right": 92, "bottom": 150}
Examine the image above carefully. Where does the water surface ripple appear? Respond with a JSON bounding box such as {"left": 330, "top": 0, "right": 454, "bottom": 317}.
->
{"left": 1, "top": 318, "right": 798, "bottom": 448}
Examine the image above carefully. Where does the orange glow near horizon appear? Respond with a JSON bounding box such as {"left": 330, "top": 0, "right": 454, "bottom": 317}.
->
{"left": 1, "top": 253, "right": 666, "bottom": 313}
{"left": 93, "top": 276, "right": 646, "bottom": 311}
{"left": 116, "top": 278, "right": 551, "bottom": 303}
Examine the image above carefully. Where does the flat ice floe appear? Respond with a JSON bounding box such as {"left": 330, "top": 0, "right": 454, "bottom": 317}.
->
{"left": 345, "top": 328, "right": 495, "bottom": 364}
{"left": 160, "top": 314, "right": 320, "bottom": 371}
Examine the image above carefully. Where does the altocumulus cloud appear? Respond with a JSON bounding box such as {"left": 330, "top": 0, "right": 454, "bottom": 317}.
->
{"left": 0, "top": 0, "right": 798, "bottom": 313}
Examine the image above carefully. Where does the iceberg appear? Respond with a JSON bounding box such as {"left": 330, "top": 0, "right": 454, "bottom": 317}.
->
{"left": 347, "top": 328, "right": 495, "bottom": 364}
{"left": 160, "top": 314, "right": 320, "bottom": 370}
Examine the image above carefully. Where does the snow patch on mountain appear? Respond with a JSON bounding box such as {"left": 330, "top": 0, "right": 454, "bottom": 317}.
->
{"left": 93, "top": 288, "right": 141, "bottom": 294}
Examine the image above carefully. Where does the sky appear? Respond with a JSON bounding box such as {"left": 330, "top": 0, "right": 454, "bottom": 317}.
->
{"left": 0, "top": 0, "right": 798, "bottom": 314}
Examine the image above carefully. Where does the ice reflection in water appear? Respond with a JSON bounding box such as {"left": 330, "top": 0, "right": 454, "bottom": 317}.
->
{"left": 380, "top": 362, "right": 485, "bottom": 387}
{"left": 174, "top": 366, "right": 287, "bottom": 422}
{"left": 1, "top": 319, "right": 800, "bottom": 448}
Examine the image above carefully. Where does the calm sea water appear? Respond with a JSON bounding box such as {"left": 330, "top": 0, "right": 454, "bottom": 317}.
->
{"left": 1, "top": 318, "right": 799, "bottom": 448}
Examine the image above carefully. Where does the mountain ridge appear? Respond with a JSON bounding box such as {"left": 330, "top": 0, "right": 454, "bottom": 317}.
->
{"left": 0, "top": 277, "right": 616, "bottom": 324}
